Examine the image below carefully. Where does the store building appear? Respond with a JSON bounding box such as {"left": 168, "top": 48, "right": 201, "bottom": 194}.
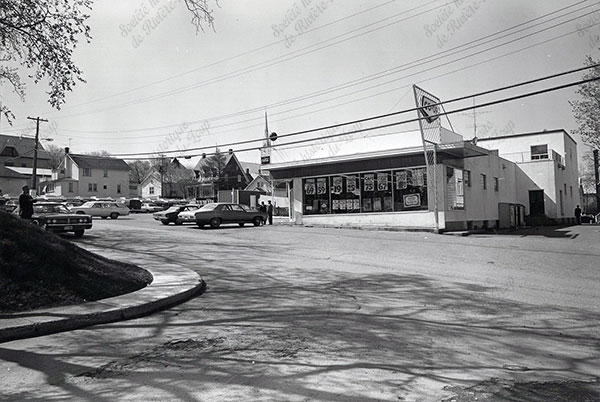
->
{"left": 263, "top": 128, "right": 578, "bottom": 231}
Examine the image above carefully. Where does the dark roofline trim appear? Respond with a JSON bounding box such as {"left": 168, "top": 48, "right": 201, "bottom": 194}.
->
{"left": 477, "top": 129, "right": 576, "bottom": 144}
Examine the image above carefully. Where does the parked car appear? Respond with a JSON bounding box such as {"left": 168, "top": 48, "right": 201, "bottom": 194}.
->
{"left": 71, "top": 201, "right": 130, "bottom": 219}
{"left": 140, "top": 202, "right": 163, "bottom": 213}
{"left": 154, "top": 204, "right": 200, "bottom": 225}
{"left": 30, "top": 202, "right": 92, "bottom": 237}
{"left": 581, "top": 214, "right": 596, "bottom": 224}
{"left": 185, "top": 202, "right": 268, "bottom": 228}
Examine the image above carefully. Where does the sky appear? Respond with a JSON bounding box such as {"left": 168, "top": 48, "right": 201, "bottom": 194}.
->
{"left": 1, "top": 0, "right": 600, "bottom": 167}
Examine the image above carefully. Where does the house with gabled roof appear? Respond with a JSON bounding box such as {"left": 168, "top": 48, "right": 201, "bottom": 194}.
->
{"left": 189, "top": 151, "right": 255, "bottom": 200}
{"left": 0, "top": 134, "right": 52, "bottom": 196}
{"left": 45, "top": 148, "right": 130, "bottom": 198}
{"left": 140, "top": 158, "right": 196, "bottom": 199}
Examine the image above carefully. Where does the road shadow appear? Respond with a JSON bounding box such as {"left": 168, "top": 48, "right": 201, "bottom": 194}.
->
{"left": 471, "top": 225, "right": 595, "bottom": 239}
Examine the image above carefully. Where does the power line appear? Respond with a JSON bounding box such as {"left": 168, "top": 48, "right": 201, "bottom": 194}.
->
{"left": 52, "top": 1, "right": 598, "bottom": 139}
{"left": 117, "top": 73, "right": 600, "bottom": 159}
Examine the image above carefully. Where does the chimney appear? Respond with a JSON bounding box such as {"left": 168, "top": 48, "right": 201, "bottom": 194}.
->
{"left": 65, "top": 147, "right": 70, "bottom": 154}
{"left": 246, "top": 168, "right": 250, "bottom": 175}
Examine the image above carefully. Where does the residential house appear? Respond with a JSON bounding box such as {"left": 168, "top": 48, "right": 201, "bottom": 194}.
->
{"left": 0, "top": 134, "right": 52, "bottom": 196}
{"left": 189, "top": 151, "right": 255, "bottom": 200}
{"left": 140, "top": 158, "right": 195, "bottom": 199}
{"left": 47, "top": 148, "right": 130, "bottom": 199}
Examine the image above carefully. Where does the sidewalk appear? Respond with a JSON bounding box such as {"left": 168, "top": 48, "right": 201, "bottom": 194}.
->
{"left": 0, "top": 263, "right": 205, "bottom": 344}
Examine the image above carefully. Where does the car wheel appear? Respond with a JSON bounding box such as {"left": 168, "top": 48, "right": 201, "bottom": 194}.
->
{"left": 74, "top": 229, "right": 84, "bottom": 238}
{"left": 110, "top": 212, "right": 119, "bottom": 219}
{"left": 238, "top": 222, "right": 245, "bottom": 227}
{"left": 253, "top": 217, "right": 263, "bottom": 226}
{"left": 209, "top": 217, "right": 221, "bottom": 228}
{"left": 161, "top": 220, "right": 170, "bottom": 225}
{"left": 175, "top": 219, "right": 183, "bottom": 225}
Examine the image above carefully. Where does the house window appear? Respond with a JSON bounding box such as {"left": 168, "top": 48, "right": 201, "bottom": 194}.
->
{"left": 83, "top": 168, "right": 92, "bottom": 176}
{"left": 88, "top": 183, "right": 93, "bottom": 192}
{"left": 481, "top": 174, "right": 487, "bottom": 190}
{"left": 494, "top": 177, "right": 499, "bottom": 191}
{"left": 103, "top": 169, "right": 108, "bottom": 177}
{"left": 464, "top": 170, "right": 471, "bottom": 187}
{"left": 60, "top": 169, "right": 65, "bottom": 174}
{"left": 68, "top": 183, "right": 74, "bottom": 193}
{"left": 117, "top": 184, "right": 122, "bottom": 194}
{"left": 570, "top": 185, "right": 573, "bottom": 198}
{"left": 237, "top": 174, "right": 242, "bottom": 182}
{"left": 531, "top": 145, "right": 548, "bottom": 160}
{"left": 103, "top": 184, "right": 107, "bottom": 190}
{"left": 149, "top": 186, "right": 155, "bottom": 195}
{"left": 93, "top": 183, "right": 97, "bottom": 192}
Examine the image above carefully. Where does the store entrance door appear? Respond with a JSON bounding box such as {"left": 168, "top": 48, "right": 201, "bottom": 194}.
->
{"left": 529, "top": 190, "right": 545, "bottom": 216}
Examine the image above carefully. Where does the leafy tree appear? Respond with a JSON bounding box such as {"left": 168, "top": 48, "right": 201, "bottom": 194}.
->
{"left": 571, "top": 56, "right": 600, "bottom": 150}
{"left": 44, "top": 144, "right": 65, "bottom": 170}
{"left": 0, "top": 0, "right": 219, "bottom": 123}
{"left": 579, "top": 150, "right": 597, "bottom": 193}
{"left": 128, "top": 160, "right": 152, "bottom": 185}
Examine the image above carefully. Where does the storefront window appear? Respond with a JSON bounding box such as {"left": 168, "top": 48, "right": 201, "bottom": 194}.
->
{"left": 330, "top": 175, "right": 361, "bottom": 214}
{"left": 393, "top": 168, "right": 428, "bottom": 211}
{"left": 360, "top": 171, "right": 393, "bottom": 213}
{"left": 303, "top": 177, "right": 329, "bottom": 215}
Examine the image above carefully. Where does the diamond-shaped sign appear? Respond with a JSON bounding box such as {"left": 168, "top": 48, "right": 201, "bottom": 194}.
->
{"left": 420, "top": 95, "right": 440, "bottom": 124}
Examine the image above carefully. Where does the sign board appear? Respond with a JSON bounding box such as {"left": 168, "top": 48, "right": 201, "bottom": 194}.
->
{"left": 419, "top": 95, "right": 440, "bottom": 124}
{"left": 261, "top": 155, "right": 271, "bottom": 164}
{"left": 403, "top": 193, "right": 421, "bottom": 208}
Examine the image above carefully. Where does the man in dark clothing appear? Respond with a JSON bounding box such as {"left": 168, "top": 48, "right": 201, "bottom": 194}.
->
{"left": 574, "top": 205, "right": 582, "bottom": 225}
{"left": 19, "top": 185, "right": 35, "bottom": 219}
{"left": 259, "top": 202, "right": 266, "bottom": 213}
{"left": 267, "top": 200, "right": 274, "bottom": 225}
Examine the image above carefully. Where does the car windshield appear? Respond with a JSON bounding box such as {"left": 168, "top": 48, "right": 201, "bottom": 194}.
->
{"left": 165, "top": 207, "right": 180, "bottom": 213}
{"left": 34, "top": 204, "right": 70, "bottom": 214}
{"left": 80, "top": 202, "right": 94, "bottom": 208}
{"left": 199, "top": 203, "right": 218, "bottom": 211}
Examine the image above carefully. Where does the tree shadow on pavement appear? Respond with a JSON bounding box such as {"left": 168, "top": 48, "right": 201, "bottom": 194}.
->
{"left": 1, "top": 229, "right": 598, "bottom": 401}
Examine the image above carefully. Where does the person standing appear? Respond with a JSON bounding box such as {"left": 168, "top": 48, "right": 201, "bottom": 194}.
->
{"left": 19, "top": 185, "right": 35, "bottom": 219}
{"left": 267, "top": 200, "right": 274, "bottom": 225}
{"left": 574, "top": 205, "right": 582, "bottom": 225}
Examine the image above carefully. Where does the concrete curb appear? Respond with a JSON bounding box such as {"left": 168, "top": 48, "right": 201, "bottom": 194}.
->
{"left": 0, "top": 265, "right": 206, "bottom": 344}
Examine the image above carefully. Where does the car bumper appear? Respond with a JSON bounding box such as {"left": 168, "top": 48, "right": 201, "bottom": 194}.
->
{"left": 47, "top": 223, "right": 93, "bottom": 232}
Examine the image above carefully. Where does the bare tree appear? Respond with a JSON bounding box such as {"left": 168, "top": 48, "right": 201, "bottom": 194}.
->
{"left": 128, "top": 160, "right": 152, "bottom": 185}
{"left": 571, "top": 56, "right": 600, "bottom": 150}
{"left": 86, "top": 150, "right": 112, "bottom": 157}
{"left": 44, "top": 144, "right": 65, "bottom": 170}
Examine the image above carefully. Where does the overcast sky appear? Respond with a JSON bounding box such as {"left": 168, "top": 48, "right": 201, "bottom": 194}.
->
{"left": 1, "top": 0, "right": 599, "bottom": 166}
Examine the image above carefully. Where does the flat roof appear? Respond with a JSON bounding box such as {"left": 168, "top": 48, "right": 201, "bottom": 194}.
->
{"left": 477, "top": 129, "right": 576, "bottom": 144}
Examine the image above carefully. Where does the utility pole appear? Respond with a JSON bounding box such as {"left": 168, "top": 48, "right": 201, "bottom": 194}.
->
{"left": 27, "top": 116, "right": 48, "bottom": 194}
{"left": 594, "top": 149, "right": 600, "bottom": 214}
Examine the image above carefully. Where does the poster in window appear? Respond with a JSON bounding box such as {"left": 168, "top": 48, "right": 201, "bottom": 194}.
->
{"left": 403, "top": 193, "right": 421, "bottom": 208}
{"left": 396, "top": 171, "right": 408, "bottom": 189}
{"left": 316, "top": 178, "right": 327, "bottom": 195}
{"left": 377, "top": 173, "right": 388, "bottom": 191}
{"left": 346, "top": 175, "right": 357, "bottom": 193}
{"left": 332, "top": 199, "right": 339, "bottom": 210}
{"left": 413, "top": 169, "right": 425, "bottom": 186}
{"left": 332, "top": 176, "right": 343, "bottom": 194}
{"left": 364, "top": 174, "right": 375, "bottom": 192}
{"left": 305, "top": 179, "right": 315, "bottom": 195}
{"left": 353, "top": 199, "right": 361, "bottom": 210}
{"left": 320, "top": 200, "right": 329, "bottom": 213}
{"left": 363, "top": 198, "right": 372, "bottom": 212}
{"left": 373, "top": 198, "right": 382, "bottom": 212}
{"left": 383, "top": 196, "right": 393, "bottom": 211}
{"left": 345, "top": 199, "right": 353, "bottom": 210}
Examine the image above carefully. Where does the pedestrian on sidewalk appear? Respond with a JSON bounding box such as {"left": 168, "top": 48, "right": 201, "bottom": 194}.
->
{"left": 18, "top": 185, "right": 35, "bottom": 220}
{"left": 267, "top": 200, "right": 273, "bottom": 225}
{"left": 574, "top": 205, "right": 582, "bottom": 225}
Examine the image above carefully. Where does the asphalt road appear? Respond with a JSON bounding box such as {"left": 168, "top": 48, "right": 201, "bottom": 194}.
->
{"left": 0, "top": 214, "right": 599, "bottom": 401}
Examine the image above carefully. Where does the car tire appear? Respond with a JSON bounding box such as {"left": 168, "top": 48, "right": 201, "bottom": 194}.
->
{"left": 210, "top": 217, "right": 221, "bottom": 228}
{"left": 74, "top": 229, "right": 84, "bottom": 238}
{"left": 253, "top": 217, "right": 263, "bottom": 226}
{"left": 175, "top": 219, "right": 183, "bottom": 225}
{"left": 161, "top": 220, "right": 170, "bottom": 225}
{"left": 110, "top": 212, "right": 119, "bottom": 219}
{"left": 238, "top": 222, "right": 245, "bottom": 227}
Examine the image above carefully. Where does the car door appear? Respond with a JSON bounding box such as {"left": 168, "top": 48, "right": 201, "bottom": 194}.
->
{"left": 229, "top": 204, "right": 249, "bottom": 222}
{"left": 91, "top": 203, "right": 103, "bottom": 216}
{"left": 219, "top": 204, "right": 236, "bottom": 223}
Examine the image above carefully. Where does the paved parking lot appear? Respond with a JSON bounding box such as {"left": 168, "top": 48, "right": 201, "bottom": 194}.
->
{"left": 1, "top": 214, "right": 599, "bottom": 401}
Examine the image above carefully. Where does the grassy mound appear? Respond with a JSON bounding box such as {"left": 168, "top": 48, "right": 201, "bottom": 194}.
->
{"left": 0, "top": 211, "right": 153, "bottom": 313}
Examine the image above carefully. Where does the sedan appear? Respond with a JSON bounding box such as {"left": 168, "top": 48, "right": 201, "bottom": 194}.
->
{"left": 153, "top": 204, "right": 200, "bottom": 225}
{"left": 71, "top": 201, "right": 130, "bottom": 219}
{"left": 190, "top": 202, "right": 268, "bottom": 228}
{"left": 140, "top": 202, "right": 163, "bottom": 213}
{"left": 31, "top": 202, "right": 92, "bottom": 237}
